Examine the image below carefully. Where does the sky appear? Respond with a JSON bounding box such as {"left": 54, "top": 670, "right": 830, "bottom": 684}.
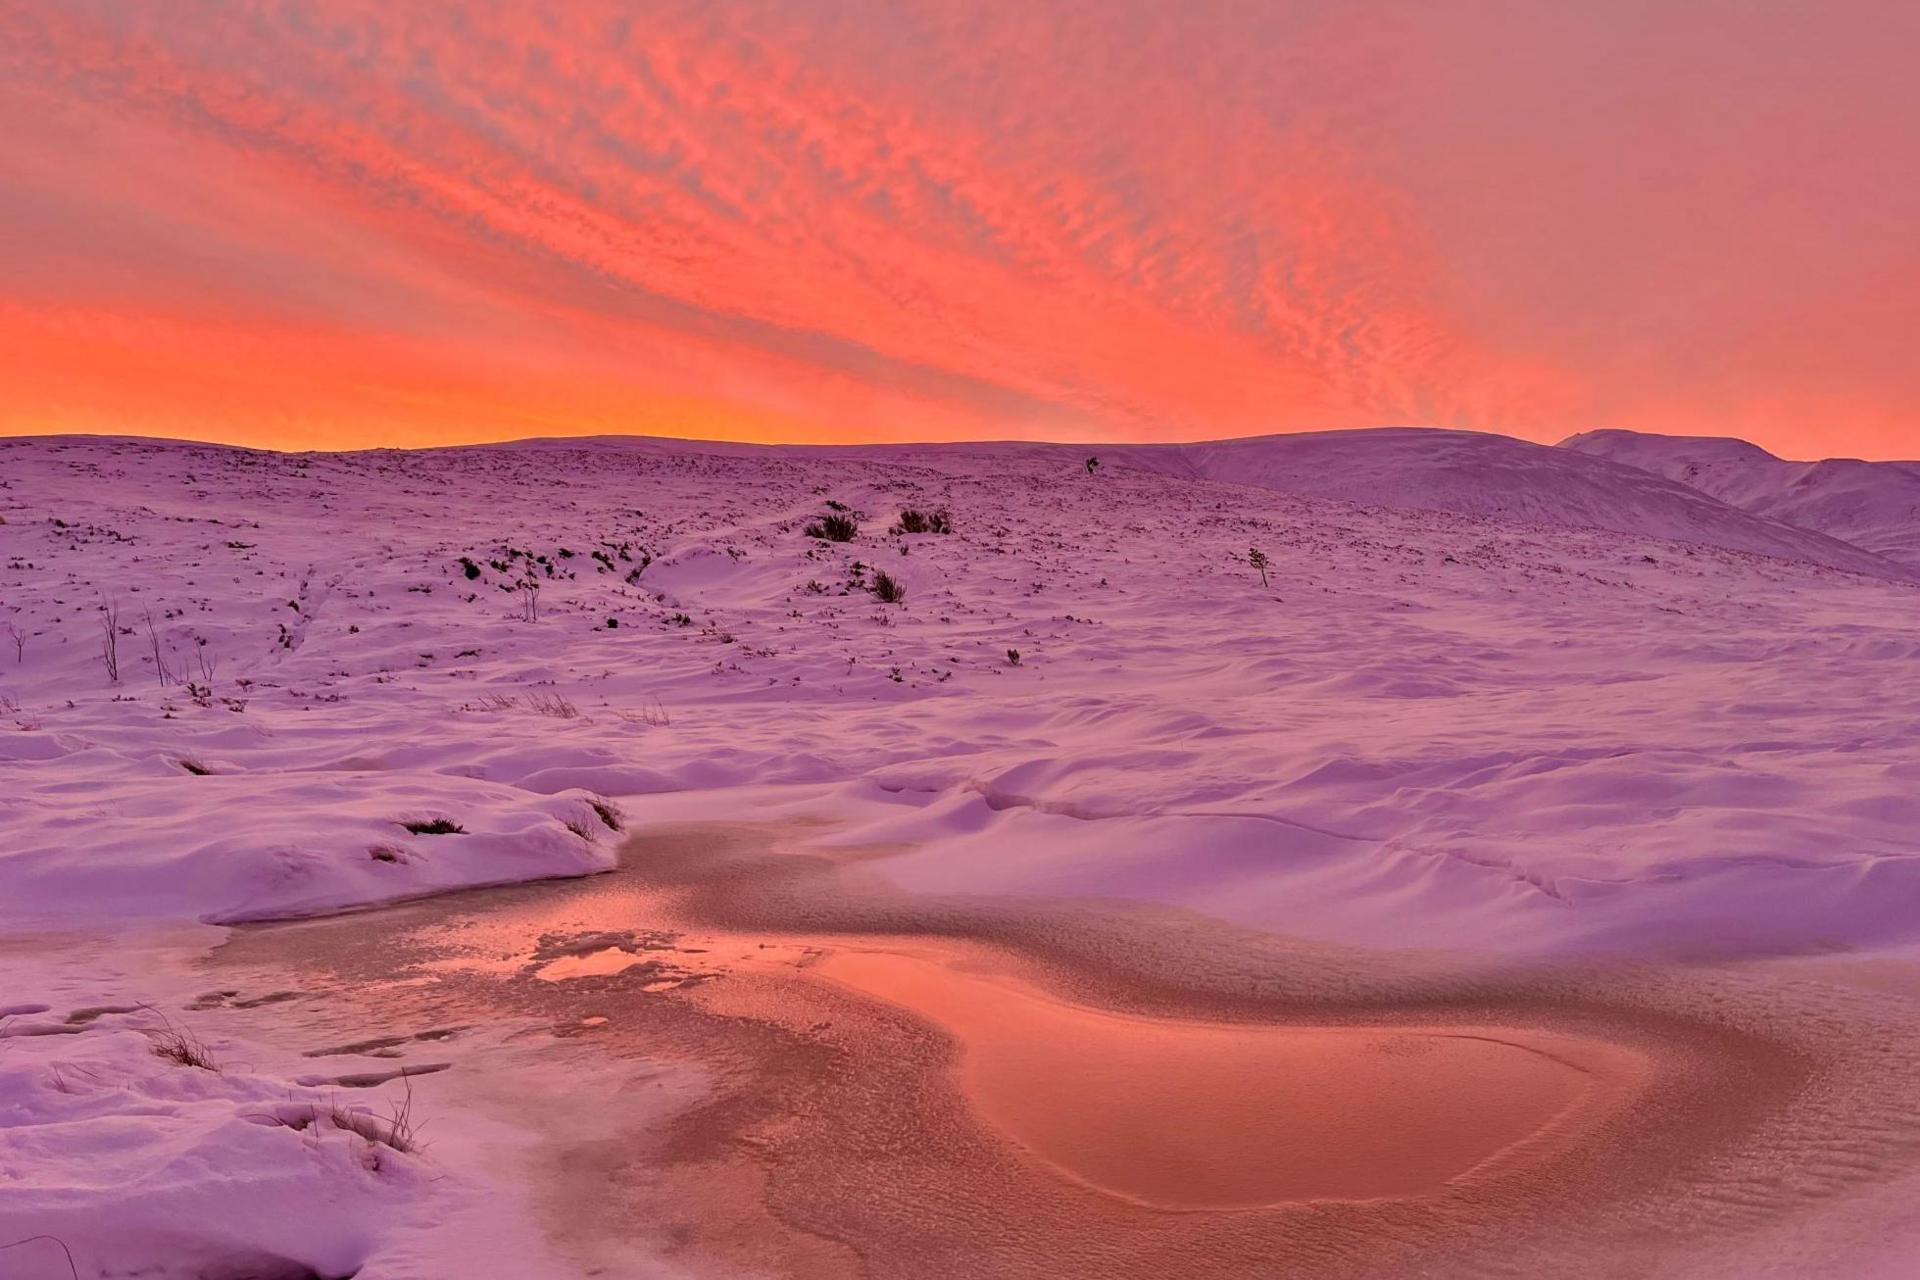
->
{"left": 4, "top": 1, "right": 1919, "bottom": 459}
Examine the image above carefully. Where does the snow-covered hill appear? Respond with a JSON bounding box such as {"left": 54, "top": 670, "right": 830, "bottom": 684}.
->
{"left": 1100, "top": 427, "right": 1913, "bottom": 581}
{"left": 1563, "top": 428, "right": 1920, "bottom": 569}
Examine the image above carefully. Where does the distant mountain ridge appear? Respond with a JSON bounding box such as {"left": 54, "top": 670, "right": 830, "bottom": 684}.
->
{"left": 1560, "top": 428, "right": 1920, "bottom": 569}
{"left": 1094, "top": 428, "right": 1913, "bottom": 582}
{"left": 15, "top": 424, "right": 1915, "bottom": 582}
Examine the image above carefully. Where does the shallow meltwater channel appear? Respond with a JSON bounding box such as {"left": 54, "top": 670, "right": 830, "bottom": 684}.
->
{"left": 817, "top": 948, "right": 1622, "bottom": 1209}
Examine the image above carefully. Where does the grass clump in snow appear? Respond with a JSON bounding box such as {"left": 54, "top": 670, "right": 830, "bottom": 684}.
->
{"left": 891, "top": 508, "right": 951, "bottom": 535}
{"left": 400, "top": 817, "right": 465, "bottom": 835}
{"left": 331, "top": 1094, "right": 419, "bottom": 1156}
{"left": 142, "top": 1008, "right": 220, "bottom": 1071}
{"left": 803, "top": 512, "right": 859, "bottom": 542}
{"left": 263, "top": 1081, "right": 423, "bottom": 1161}
{"left": 588, "top": 796, "right": 625, "bottom": 831}
{"left": 870, "top": 570, "right": 906, "bottom": 604}
{"left": 525, "top": 690, "right": 580, "bottom": 719}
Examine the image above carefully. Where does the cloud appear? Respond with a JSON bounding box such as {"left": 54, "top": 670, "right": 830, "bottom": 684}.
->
{"left": 2, "top": 0, "right": 1917, "bottom": 456}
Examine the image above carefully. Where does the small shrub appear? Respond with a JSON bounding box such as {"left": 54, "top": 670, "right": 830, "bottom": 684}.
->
{"left": 871, "top": 570, "right": 906, "bottom": 603}
{"left": 804, "top": 513, "right": 859, "bottom": 542}
{"left": 1006, "top": 648, "right": 1022, "bottom": 666}
{"left": 1247, "top": 546, "right": 1271, "bottom": 588}
{"left": 892, "top": 508, "right": 952, "bottom": 535}
{"left": 401, "top": 817, "right": 465, "bottom": 835}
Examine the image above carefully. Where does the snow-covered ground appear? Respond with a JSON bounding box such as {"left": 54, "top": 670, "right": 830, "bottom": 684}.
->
{"left": 5, "top": 427, "right": 1920, "bottom": 1276}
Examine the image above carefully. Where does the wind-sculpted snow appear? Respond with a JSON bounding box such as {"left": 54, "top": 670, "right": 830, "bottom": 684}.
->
{"left": 3, "top": 430, "right": 1920, "bottom": 958}
{"left": 1564, "top": 427, "right": 1920, "bottom": 569}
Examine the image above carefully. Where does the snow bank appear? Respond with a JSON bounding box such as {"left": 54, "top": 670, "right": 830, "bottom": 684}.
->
{"left": 5, "top": 762, "right": 619, "bottom": 923}
{"left": 0, "top": 1015, "right": 425, "bottom": 1278}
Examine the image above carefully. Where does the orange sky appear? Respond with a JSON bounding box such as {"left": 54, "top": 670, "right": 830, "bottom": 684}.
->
{"left": 4, "top": 0, "right": 1919, "bottom": 459}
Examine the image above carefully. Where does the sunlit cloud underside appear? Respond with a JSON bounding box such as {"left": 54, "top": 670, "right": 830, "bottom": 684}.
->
{"left": 5, "top": 0, "right": 1919, "bottom": 456}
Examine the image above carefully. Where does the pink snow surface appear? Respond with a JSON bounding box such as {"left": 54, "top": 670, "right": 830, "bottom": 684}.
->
{"left": 4, "top": 427, "right": 1917, "bottom": 954}
{"left": 4, "top": 425, "right": 1920, "bottom": 1275}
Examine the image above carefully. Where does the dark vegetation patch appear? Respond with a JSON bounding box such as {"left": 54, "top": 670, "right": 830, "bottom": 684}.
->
{"left": 891, "top": 508, "right": 951, "bottom": 535}
{"left": 871, "top": 570, "right": 906, "bottom": 603}
{"left": 803, "top": 512, "right": 859, "bottom": 542}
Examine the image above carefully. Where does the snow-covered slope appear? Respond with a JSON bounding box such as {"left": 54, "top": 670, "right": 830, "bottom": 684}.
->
{"left": 1098, "top": 428, "right": 1912, "bottom": 581}
{"left": 6, "top": 430, "right": 1920, "bottom": 959}
{"left": 1562, "top": 428, "right": 1920, "bottom": 569}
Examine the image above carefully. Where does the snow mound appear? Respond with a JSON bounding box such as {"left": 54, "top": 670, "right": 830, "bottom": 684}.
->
{"left": 0, "top": 1018, "right": 427, "bottom": 1279}
{"left": 4, "top": 762, "right": 621, "bottom": 923}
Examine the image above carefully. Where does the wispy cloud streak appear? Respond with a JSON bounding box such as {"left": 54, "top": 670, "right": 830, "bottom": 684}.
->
{"left": 3, "top": 0, "right": 1917, "bottom": 455}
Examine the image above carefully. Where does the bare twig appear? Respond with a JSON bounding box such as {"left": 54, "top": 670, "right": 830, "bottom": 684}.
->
{"left": 0, "top": 1234, "right": 80, "bottom": 1280}
{"left": 192, "top": 638, "right": 219, "bottom": 689}
{"left": 98, "top": 599, "right": 121, "bottom": 683}
{"left": 142, "top": 608, "right": 173, "bottom": 687}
